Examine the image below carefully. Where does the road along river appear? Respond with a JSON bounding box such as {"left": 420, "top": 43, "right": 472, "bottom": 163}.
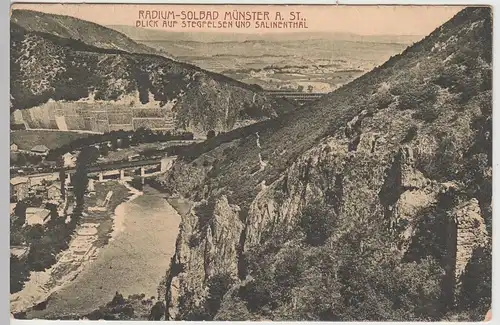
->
{"left": 26, "top": 185, "right": 181, "bottom": 319}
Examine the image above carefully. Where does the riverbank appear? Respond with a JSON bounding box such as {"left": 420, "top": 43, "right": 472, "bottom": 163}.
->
{"left": 25, "top": 186, "right": 181, "bottom": 319}
{"left": 108, "top": 181, "right": 142, "bottom": 243}
{"left": 10, "top": 180, "right": 134, "bottom": 315}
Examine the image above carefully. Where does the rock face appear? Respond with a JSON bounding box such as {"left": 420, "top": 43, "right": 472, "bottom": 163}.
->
{"left": 451, "top": 199, "right": 489, "bottom": 290}
{"left": 244, "top": 138, "right": 350, "bottom": 249}
{"left": 160, "top": 7, "right": 492, "bottom": 321}
{"left": 10, "top": 12, "right": 294, "bottom": 135}
{"left": 166, "top": 196, "right": 243, "bottom": 320}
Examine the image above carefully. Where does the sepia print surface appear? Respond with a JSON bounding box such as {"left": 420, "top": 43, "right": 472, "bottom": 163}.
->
{"left": 9, "top": 4, "right": 492, "bottom": 321}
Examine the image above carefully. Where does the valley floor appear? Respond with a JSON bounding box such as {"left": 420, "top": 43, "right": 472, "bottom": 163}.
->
{"left": 23, "top": 185, "right": 181, "bottom": 319}
{"left": 10, "top": 180, "right": 133, "bottom": 315}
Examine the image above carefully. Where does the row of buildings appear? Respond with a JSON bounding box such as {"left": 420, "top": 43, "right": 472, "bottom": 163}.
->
{"left": 10, "top": 176, "right": 62, "bottom": 202}
{"left": 10, "top": 141, "right": 50, "bottom": 156}
{"left": 10, "top": 171, "right": 66, "bottom": 227}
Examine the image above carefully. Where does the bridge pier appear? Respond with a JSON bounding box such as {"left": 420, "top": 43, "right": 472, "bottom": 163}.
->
{"left": 120, "top": 169, "right": 125, "bottom": 180}
{"left": 66, "top": 173, "right": 71, "bottom": 185}
{"left": 98, "top": 172, "right": 103, "bottom": 182}
{"left": 140, "top": 167, "right": 145, "bottom": 177}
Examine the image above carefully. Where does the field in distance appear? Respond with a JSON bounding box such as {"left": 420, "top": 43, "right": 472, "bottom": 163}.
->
{"left": 108, "top": 27, "right": 419, "bottom": 93}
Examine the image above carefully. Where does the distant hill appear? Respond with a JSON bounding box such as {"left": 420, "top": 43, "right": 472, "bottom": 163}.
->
{"left": 159, "top": 7, "right": 492, "bottom": 321}
{"left": 10, "top": 11, "right": 296, "bottom": 136}
{"left": 108, "top": 24, "right": 421, "bottom": 44}
{"left": 11, "top": 9, "right": 172, "bottom": 58}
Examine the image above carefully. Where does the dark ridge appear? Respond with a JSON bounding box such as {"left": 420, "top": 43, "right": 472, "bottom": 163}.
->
{"left": 11, "top": 21, "right": 257, "bottom": 91}
{"left": 12, "top": 9, "right": 139, "bottom": 38}
{"left": 11, "top": 9, "right": 157, "bottom": 53}
{"left": 11, "top": 9, "right": 276, "bottom": 94}
{"left": 11, "top": 22, "right": 133, "bottom": 56}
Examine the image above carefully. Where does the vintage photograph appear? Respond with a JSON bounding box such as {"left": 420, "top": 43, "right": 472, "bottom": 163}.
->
{"left": 9, "top": 4, "right": 492, "bottom": 321}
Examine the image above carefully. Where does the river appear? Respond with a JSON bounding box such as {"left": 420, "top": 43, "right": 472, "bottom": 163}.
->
{"left": 27, "top": 186, "right": 181, "bottom": 319}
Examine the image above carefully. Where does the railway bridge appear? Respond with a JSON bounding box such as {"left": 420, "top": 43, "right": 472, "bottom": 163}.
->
{"left": 65, "top": 156, "right": 177, "bottom": 182}
{"left": 20, "top": 156, "right": 177, "bottom": 186}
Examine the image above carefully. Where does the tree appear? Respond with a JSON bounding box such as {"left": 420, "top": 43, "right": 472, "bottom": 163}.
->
{"left": 100, "top": 144, "right": 109, "bottom": 157}
{"left": 73, "top": 147, "right": 98, "bottom": 213}
{"left": 457, "top": 245, "right": 492, "bottom": 316}
{"left": 10, "top": 254, "right": 30, "bottom": 293}
{"left": 110, "top": 137, "right": 118, "bottom": 150}
{"left": 25, "top": 154, "right": 42, "bottom": 166}
{"left": 57, "top": 155, "right": 66, "bottom": 198}
{"left": 46, "top": 202, "right": 59, "bottom": 219}
{"left": 297, "top": 85, "right": 304, "bottom": 92}
{"left": 121, "top": 136, "right": 131, "bottom": 149}
{"left": 25, "top": 224, "right": 44, "bottom": 242}
{"left": 176, "top": 289, "right": 211, "bottom": 321}
{"left": 207, "top": 130, "right": 216, "bottom": 139}
{"left": 149, "top": 301, "right": 166, "bottom": 320}
{"left": 131, "top": 176, "right": 143, "bottom": 191}
{"left": 307, "top": 85, "right": 314, "bottom": 93}
{"left": 14, "top": 201, "right": 27, "bottom": 226}
{"left": 110, "top": 291, "right": 126, "bottom": 306}
{"left": 298, "top": 202, "right": 337, "bottom": 246}
{"left": 273, "top": 247, "right": 307, "bottom": 303}
{"left": 334, "top": 238, "right": 445, "bottom": 321}
{"left": 26, "top": 241, "right": 56, "bottom": 271}
{"left": 205, "top": 274, "right": 234, "bottom": 318}
{"left": 232, "top": 208, "right": 447, "bottom": 322}
{"left": 131, "top": 127, "right": 146, "bottom": 144}
{"left": 10, "top": 228, "right": 24, "bottom": 246}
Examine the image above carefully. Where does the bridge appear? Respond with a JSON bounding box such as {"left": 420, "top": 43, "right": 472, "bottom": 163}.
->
{"left": 263, "top": 90, "right": 325, "bottom": 105}
{"left": 66, "top": 156, "right": 177, "bottom": 182}
{"left": 21, "top": 156, "right": 177, "bottom": 185}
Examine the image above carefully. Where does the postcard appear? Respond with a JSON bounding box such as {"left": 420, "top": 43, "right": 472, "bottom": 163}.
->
{"left": 9, "top": 3, "right": 492, "bottom": 321}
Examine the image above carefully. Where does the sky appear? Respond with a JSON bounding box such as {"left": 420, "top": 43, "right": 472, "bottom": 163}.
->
{"left": 11, "top": 4, "right": 465, "bottom": 36}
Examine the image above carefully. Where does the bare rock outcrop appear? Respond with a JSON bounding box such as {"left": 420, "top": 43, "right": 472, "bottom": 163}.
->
{"left": 204, "top": 196, "right": 243, "bottom": 279}
{"left": 451, "top": 198, "right": 488, "bottom": 284}
{"left": 166, "top": 195, "right": 243, "bottom": 320}
{"left": 244, "top": 137, "right": 350, "bottom": 249}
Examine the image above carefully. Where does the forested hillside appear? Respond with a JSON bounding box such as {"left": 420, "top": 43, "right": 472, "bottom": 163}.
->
{"left": 10, "top": 11, "right": 294, "bottom": 135}
{"left": 158, "top": 7, "right": 492, "bottom": 321}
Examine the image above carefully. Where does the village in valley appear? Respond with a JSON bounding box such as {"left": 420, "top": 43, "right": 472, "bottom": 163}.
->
{"left": 10, "top": 142, "right": 69, "bottom": 232}
{"left": 10, "top": 136, "right": 107, "bottom": 277}
{"left": 9, "top": 127, "right": 193, "bottom": 314}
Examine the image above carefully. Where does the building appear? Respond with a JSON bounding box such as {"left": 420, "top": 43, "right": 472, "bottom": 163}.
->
{"left": 25, "top": 207, "right": 51, "bottom": 225}
{"left": 63, "top": 152, "right": 76, "bottom": 168}
{"left": 10, "top": 203, "right": 17, "bottom": 217}
{"left": 29, "top": 184, "right": 46, "bottom": 199}
{"left": 30, "top": 145, "right": 50, "bottom": 156}
{"left": 10, "top": 246, "right": 30, "bottom": 260}
{"left": 88, "top": 179, "right": 95, "bottom": 193}
{"left": 128, "top": 154, "right": 140, "bottom": 161}
{"left": 30, "top": 173, "right": 58, "bottom": 186}
{"left": 10, "top": 140, "right": 19, "bottom": 152}
{"left": 47, "top": 183, "right": 62, "bottom": 201}
{"left": 10, "top": 177, "right": 30, "bottom": 201}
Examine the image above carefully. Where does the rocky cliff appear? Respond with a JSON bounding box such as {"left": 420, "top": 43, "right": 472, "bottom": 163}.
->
{"left": 159, "top": 7, "right": 492, "bottom": 321}
{"left": 10, "top": 11, "right": 294, "bottom": 135}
